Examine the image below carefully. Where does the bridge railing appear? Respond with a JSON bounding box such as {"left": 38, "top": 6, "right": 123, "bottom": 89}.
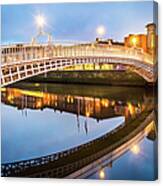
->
{"left": 1, "top": 43, "right": 153, "bottom": 65}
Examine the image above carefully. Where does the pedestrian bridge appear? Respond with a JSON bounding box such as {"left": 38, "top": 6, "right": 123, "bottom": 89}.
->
{"left": 1, "top": 41, "right": 157, "bottom": 86}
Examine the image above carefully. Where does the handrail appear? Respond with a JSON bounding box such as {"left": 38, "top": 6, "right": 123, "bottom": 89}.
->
{"left": 1, "top": 44, "right": 153, "bottom": 65}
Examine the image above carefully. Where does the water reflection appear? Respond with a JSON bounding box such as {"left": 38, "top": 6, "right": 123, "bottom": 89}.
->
{"left": 1, "top": 85, "right": 150, "bottom": 121}
{"left": 1, "top": 83, "right": 157, "bottom": 180}
{"left": 99, "top": 169, "right": 105, "bottom": 179}
{"left": 91, "top": 137, "right": 157, "bottom": 181}
{"left": 130, "top": 144, "right": 140, "bottom": 155}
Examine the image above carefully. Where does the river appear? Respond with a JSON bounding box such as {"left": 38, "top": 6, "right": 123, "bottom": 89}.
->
{"left": 1, "top": 82, "right": 157, "bottom": 180}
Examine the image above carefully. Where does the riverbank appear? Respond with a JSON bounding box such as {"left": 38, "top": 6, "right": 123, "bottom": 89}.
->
{"left": 26, "top": 70, "right": 149, "bottom": 86}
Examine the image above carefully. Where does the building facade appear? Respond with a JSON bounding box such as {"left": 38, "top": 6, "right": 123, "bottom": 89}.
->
{"left": 124, "top": 23, "right": 158, "bottom": 57}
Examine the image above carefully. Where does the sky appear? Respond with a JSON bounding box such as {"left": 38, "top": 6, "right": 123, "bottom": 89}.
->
{"left": 1, "top": 1, "right": 156, "bottom": 44}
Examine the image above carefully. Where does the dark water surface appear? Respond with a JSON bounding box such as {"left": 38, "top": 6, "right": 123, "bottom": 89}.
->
{"left": 1, "top": 82, "right": 157, "bottom": 180}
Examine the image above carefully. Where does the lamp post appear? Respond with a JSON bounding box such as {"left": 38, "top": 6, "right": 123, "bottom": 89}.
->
{"left": 31, "top": 14, "right": 53, "bottom": 45}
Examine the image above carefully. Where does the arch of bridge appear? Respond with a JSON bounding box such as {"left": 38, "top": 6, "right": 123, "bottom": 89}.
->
{"left": 1, "top": 55, "right": 155, "bottom": 86}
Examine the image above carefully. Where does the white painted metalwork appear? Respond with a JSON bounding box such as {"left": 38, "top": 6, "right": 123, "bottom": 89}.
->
{"left": 1, "top": 42, "right": 156, "bottom": 86}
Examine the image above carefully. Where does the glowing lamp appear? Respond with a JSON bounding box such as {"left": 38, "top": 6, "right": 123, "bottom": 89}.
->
{"left": 35, "top": 15, "right": 45, "bottom": 28}
{"left": 96, "top": 25, "right": 106, "bottom": 36}
{"left": 131, "top": 36, "right": 138, "bottom": 46}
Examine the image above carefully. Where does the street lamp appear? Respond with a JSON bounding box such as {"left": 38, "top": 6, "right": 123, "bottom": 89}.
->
{"left": 96, "top": 25, "right": 106, "bottom": 37}
{"left": 35, "top": 15, "right": 46, "bottom": 30}
{"left": 131, "top": 36, "right": 138, "bottom": 47}
{"left": 32, "top": 14, "right": 52, "bottom": 45}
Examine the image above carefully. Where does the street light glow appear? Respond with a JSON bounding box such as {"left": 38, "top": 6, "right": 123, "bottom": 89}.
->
{"left": 96, "top": 25, "right": 106, "bottom": 36}
{"left": 131, "top": 37, "right": 138, "bottom": 46}
{"left": 35, "top": 15, "right": 45, "bottom": 28}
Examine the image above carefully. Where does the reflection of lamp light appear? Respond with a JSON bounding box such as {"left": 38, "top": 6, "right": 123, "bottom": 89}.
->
{"left": 130, "top": 144, "right": 140, "bottom": 155}
{"left": 36, "top": 100, "right": 42, "bottom": 108}
{"left": 86, "top": 111, "right": 90, "bottom": 117}
{"left": 127, "top": 102, "right": 135, "bottom": 116}
{"left": 7, "top": 95, "right": 13, "bottom": 102}
{"left": 35, "top": 83, "right": 40, "bottom": 87}
{"left": 99, "top": 169, "right": 105, "bottom": 179}
{"left": 101, "top": 99, "right": 109, "bottom": 107}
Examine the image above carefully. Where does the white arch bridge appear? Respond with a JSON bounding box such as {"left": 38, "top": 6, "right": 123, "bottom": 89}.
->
{"left": 1, "top": 41, "right": 157, "bottom": 86}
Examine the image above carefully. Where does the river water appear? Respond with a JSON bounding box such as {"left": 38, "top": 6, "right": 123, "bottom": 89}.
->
{"left": 1, "top": 82, "right": 157, "bottom": 180}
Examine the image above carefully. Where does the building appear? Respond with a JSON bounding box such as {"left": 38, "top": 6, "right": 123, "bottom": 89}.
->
{"left": 124, "top": 23, "right": 158, "bottom": 57}
{"left": 124, "top": 34, "right": 147, "bottom": 52}
{"left": 95, "top": 38, "right": 124, "bottom": 47}
{"left": 146, "top": 23, "right": 158, "bottom": 57}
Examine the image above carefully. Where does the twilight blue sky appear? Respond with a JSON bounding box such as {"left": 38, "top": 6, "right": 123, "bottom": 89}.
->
{"left": 1, "top": 1, "right": 155, "bottom": 44}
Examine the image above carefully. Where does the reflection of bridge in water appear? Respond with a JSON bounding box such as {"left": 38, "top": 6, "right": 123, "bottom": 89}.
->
{"left": 1, "top": 87, "right": 148, "bottom": 121}
{"left": 66, "top": 116, "right": 156, "bottom": 179}
{"left": 1, "top": 40, "right": 157, "bottom": 86}
{"left": 1, "top": 85, "right": 156, "bottom": 178}
{"left": 1, "top": 109, "right": 156, "bottom": 178}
